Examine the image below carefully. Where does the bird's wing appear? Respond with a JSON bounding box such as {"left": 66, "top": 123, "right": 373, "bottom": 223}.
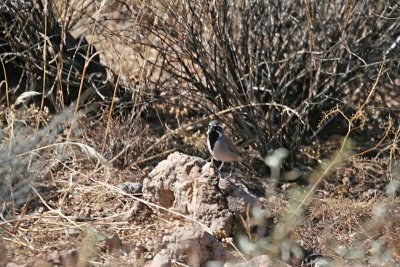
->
{"left": 224, "top": 135, "right": 241, "bottom": 155}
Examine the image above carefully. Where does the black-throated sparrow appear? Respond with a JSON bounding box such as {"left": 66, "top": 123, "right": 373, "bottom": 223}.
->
{"left": 207, "top": 120, "right": 242, "bottom": 170}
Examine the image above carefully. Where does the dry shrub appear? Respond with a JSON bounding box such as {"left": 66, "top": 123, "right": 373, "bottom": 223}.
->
{"left": 0, "top": 0, "right": 113, "bottom": 111}
{"left": 131, "top": 0, "right": 400, "bottom": 161}
{"left": 0, "top": 107, "right": 76, "bottom": 213}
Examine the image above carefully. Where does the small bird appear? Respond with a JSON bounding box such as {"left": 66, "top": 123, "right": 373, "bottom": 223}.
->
{"left": 207, "top": 120, "right": 242, "bottom": 170}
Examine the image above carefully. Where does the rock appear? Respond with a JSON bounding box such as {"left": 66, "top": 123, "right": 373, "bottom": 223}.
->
{"left": 148, "top": 253, "right": 171, "bottom": 267}
{"left": 142, "top": 152, "right": 258, "bottom": 266}
{"left": 143, "top": 152, "right": 257, "bottom": 235}
{"left": 224, "top": 254, "right": 272, "bottom": 267}
{"left": 164, "top": 225, "right": 233, "bottom": 266}
{"left": 117, "top": 182, "right": 142, "bottom": 194}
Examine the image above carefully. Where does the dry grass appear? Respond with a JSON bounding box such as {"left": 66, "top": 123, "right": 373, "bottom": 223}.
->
{"left": 1, "top": 0, "right": 400, "bottom": 266}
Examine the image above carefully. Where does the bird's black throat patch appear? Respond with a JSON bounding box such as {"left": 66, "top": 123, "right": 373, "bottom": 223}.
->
{"left": 208, "top": 126, "right": 222, "bottom": 150}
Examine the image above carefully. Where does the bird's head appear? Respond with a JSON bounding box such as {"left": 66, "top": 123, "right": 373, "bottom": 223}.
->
{"left": 207, "top": 120, "right": 223, "bottom": 135}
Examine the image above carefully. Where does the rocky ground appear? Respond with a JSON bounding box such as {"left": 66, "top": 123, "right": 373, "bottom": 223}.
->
{"left": 1, "top": 109, "right": 399, "bottom": 266}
